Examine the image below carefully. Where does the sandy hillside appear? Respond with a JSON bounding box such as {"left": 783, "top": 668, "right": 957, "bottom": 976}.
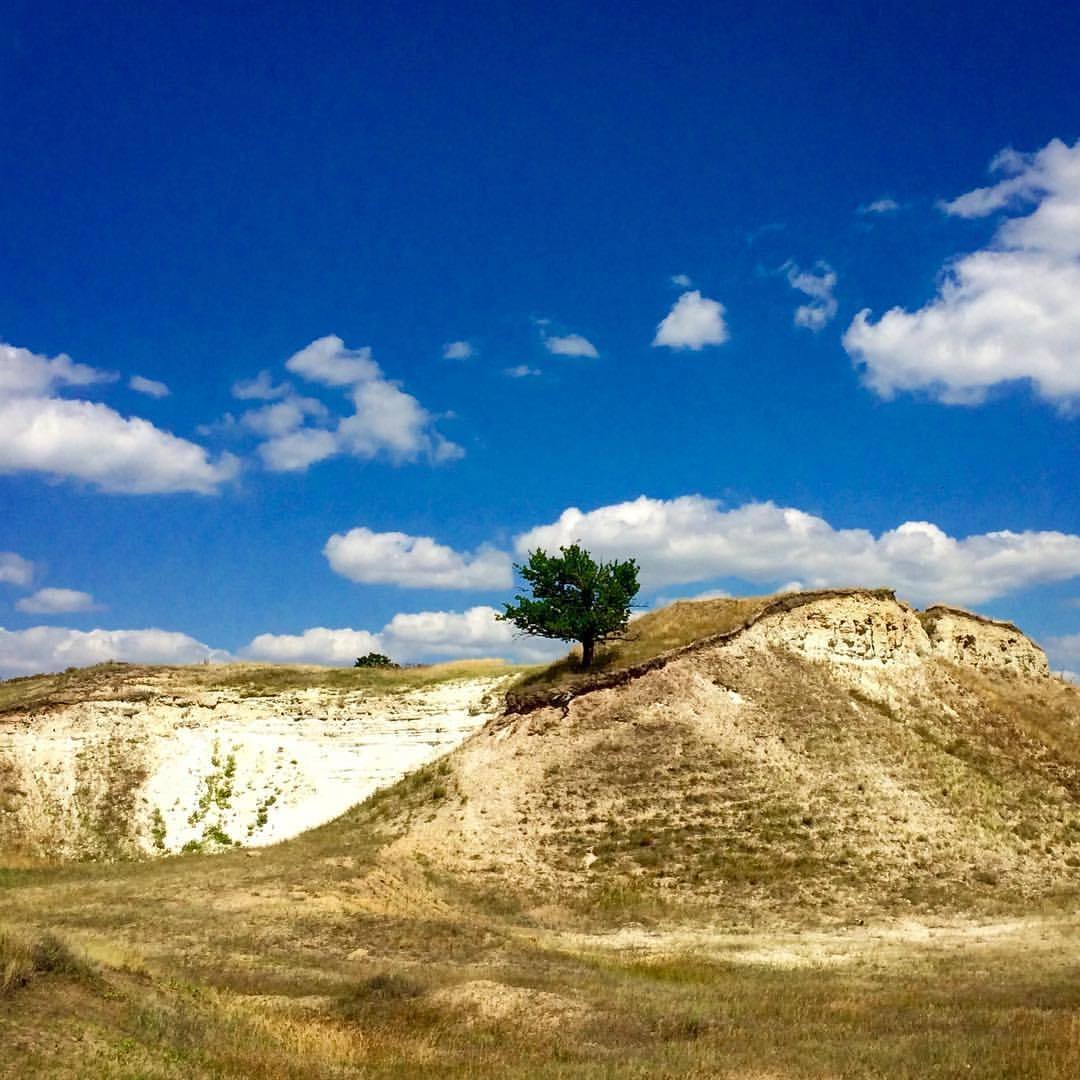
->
{"left": 375, "top": 589, "right": 1080, "bottom": 922}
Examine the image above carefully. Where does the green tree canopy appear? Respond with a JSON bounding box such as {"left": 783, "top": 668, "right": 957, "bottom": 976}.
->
{"left": 497, "top": 544, "right": 640, "bottom": 668}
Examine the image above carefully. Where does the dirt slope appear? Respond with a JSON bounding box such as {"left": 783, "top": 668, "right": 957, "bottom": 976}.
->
{"left": 378, "top": 589, "right": 1080, "bottom": 922}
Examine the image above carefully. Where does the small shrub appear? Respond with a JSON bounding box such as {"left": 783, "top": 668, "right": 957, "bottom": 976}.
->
{"left": 354, "top": 653, "right": 398, "bottom": 669}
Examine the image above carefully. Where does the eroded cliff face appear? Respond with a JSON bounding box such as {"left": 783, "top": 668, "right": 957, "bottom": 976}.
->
{"left": 0, "top": 675, "right": 507, "bottom": 860}
{"left": 741, "top": 591, "right": 930, "bottom": 667}
{"left": 920, "top": 606, "right": 1050, "bottom": 678}
{"left": 738, "top": 592, "right": 1051, "bottom": 677}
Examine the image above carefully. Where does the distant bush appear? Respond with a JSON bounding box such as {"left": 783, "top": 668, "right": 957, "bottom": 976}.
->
{"left": 354, "top": 653, "right": 398, "bottom": 669}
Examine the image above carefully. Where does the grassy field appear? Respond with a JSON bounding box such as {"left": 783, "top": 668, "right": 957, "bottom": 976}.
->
{"left": 3, "top": 596, "right": 1079, "bottom": 1076}
{"left": 2, "top": 766, "right": 1078, "bottom": 1078}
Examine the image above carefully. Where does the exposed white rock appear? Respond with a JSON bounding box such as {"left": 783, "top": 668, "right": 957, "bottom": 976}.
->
{"left": 742, "top": 591, "right": 929, "bottom": 667}
{"left": 0, "top": 675, "right": 508, "bottom": 859}
{"left": 921, "top": 606, "right": 1050, "bottom": 678}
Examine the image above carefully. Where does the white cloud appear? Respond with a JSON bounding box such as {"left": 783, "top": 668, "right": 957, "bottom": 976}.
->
{"left": 284, "top": 336, "right": 381, "bottom": 387}
{"left": 443, "top": 340, "right": 474, "bottom": 360}
{"left": 652, "top": 291, "right": 729, "bottom": 350}
{"left": 233, "top": 336, "right": 463, "bottom": 471}
{"left": 382, "top": 606, "right": 562, "bottom": 664}
{"left": 257, "top": 428, "right": 339, "bottom": 472}
{"left": 858, "top": 198, "right": 900, "bottom": 215}
{"left": 544, "top": 333, "right": 599, "bottom": 358}
{"left": 516, "top": 494, "right": 1080, "bottom": 606}
{"left": 0, "top": 343, "right": 114, "bottom": 398}
{"left": 0, "top": 344, "right": 237, "bottom": 495}
{"left": 324, "top": 527, "right": 512, "bottom": 589}
{"left": 129, "top": 375, "right": 170, "bottom": 399}
{"left": 242, "top": 607, "right": 561, "bottom": 666}
{"left": 671, "top": 273, "right": 693, "bottom": 287}
{"left": 0, "top": 395, "right": 240, "bottom": 494}
{"left": 232, "top": 370, "right": 291, "bottom": 401}
{"left": 845, "top": 137, "right": 1080, "bottom": 407}
{"left": 0, "top": 552, "right": 35, "bottom": 588}
{"left": 0, "top": 625, "right": 224, "bottom": 678}
{"left": 243, "top": 626, "right": 383, "bottom": 666}
{"left": 505, "top": 365, "right": 540, "bottom": 378}
{"left": 338, "top": 378, "right": 463, "bottom": 464}
{"left": 785, "top": 261, "right": 838, "bottom": 331}
{"left": 241, "top": 396, "right": 328, "bottom": 438}
{"left": 16, "top": 588, "right": 99, "bottom": 615}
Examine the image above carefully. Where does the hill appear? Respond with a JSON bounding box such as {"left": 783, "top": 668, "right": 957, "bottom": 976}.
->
{"left": 1, "top": 589, "right": 1078, "bottom": 1078}
{"left": 378, "top": 588, "right": 1079, "bottom": 923}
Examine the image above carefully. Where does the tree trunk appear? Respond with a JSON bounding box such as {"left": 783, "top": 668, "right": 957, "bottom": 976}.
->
{"left": 580, "top": 636, "right": 596, "bottom": 669}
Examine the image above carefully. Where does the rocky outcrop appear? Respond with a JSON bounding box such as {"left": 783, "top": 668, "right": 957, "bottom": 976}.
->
{"left": 742, "top": 590, "right": 929, "bottom": 666}
{"left": 0, "top": 675, "right": 508, "bottom": 860}
{"left": 920, "top": 606, "right": 1050, "bottom": 678}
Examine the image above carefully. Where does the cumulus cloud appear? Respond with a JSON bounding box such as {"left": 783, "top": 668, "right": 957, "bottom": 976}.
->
{"left": 241, "top": 396, "right": 328, "bottom": 438}
{"left": 504, "top": 365, "right": 540, "bottom": 378}
{"left": 0, "top": 552, "right": 35, "bottom": 588}
{"left": 0, "top": 625, "right": 224, "bottom": 678}
{"left": 0, "top": 395, "right": 240, "bottom": 494}
{"left": 544, "top": 333, "right": 599, "bottom": 358}
{"left": 516, "top": 495, "right": 1080, "bottom": 606}
{"left": 16, "top": 588, "right": 99, "bottom": 615}
{"left": 442, "top": 340, "right": 474, "bottom": 360}
{"left": 242, "top": 626, "right": 383, "bottom": 666}
{"left": 858, "top": 198, "right": 900, "bottom": 215}
{"left": 284, "top": 336, "right": 381, "bottom": 387}
{"left": 785, "top": 262, "right": 838, "bottom": 331}
{"left": 242, "top": 607, "right": 562, "bottom": 666}
{"left": 652, "top": 291, "right": 729, "bottom": 350}
{"left": 0, "top": 344, "right": 237, "bottom": 494}
{"left": 230, "top": 336, "right": 463, "bottom": 471}
{"left": 324, "top": 527, "right": 512, "bottom": 589}
{"left": 382, "top": 606, "right": 562, "bottom": 663}
{"left": 670, "top": 273, "right": 693, "bottom": 287}
{"left": 129, "top": 374, "right": 170, "bottom": 398}
{"left": 257, "top": 428, "right": 339, "bottom": 471}
{"left": 844, "top": 138, "right": 1080, "bottom": 407}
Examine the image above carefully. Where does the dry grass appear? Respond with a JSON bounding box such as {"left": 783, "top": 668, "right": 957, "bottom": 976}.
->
{"left": 0, "top": 657, "right": 529, "bottom": 716}
{"left": 511, "top": 593, "right": 776, "bottom": 700}
{"left": 3, "top": 591, "right": 1080, "bottom": 1074}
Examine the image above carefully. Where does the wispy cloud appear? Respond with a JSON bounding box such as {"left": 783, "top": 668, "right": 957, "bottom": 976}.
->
{"left": 784, "top": 261, "right": 838, "bottom": 331}
{"left": 16, "top": 588, "right": 100, "bottom": 615}
{"left": 543, "top": 333, "right": 599, "bottom": 358}
{"left": 129, "top": 374, "right": 170, "bottom": 398}
{"left": 442, "top": 340, "right": 474, "bottom": 360}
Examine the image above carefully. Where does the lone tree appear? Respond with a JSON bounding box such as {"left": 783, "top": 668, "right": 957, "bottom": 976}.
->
{"left": 354, "top": 652, "right": 398, "bottom": 669}
{"left": 498, "top": 544, "right": 639, "bottom": 668}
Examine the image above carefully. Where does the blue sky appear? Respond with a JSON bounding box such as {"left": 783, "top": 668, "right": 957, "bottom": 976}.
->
{"left": 3, "top": 0, "right": 1080, "bottom": 676}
